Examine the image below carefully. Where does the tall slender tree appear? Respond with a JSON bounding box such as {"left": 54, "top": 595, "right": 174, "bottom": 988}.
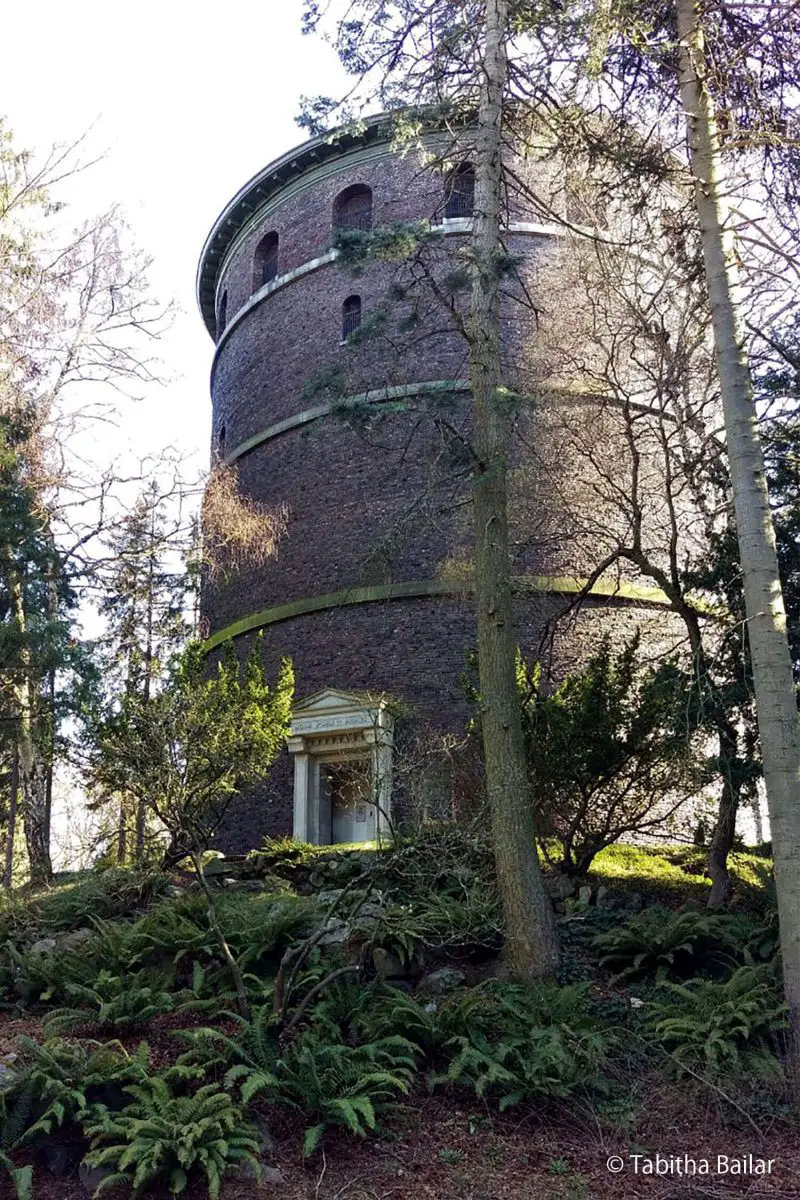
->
{"left": 301, "top": 0, "right": 559, "bottom": 975}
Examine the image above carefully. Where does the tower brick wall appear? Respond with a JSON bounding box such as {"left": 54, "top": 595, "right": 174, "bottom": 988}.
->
{"left": 198, "top": 118, "right": 706, "bottom": 849}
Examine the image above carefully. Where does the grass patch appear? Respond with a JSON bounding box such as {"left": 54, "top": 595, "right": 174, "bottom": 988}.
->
{"left": 587, "top": 844, "right": 772, "bottom": 910}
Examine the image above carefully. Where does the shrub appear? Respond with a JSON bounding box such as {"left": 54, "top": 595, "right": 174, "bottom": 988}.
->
{"left": 518, "top": 639, "right": 703, "bottom": 875}
{"left": 0, "top": 1037, "right": 149, "bottom": 1148}
{"left": 43, "top": 968, "right": 175, "bottom": 1036}
{"left": 647, "top": 966, "right": 787, "bottom": 1080}
{"left": 593, "top": 907, "right": 743, "bottom": 980}
{"left": 430, "top": 980, "right": 608, "bottom": 1109}
{"left": 82, "top": 1077, "right": 262, "bottom": 1197}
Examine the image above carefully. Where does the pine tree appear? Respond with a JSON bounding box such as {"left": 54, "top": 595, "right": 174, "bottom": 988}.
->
{"left": 97, "top": 482, "right": 190, "bottom": 862}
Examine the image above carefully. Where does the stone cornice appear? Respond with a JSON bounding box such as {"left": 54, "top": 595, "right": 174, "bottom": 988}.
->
{"left": 197, "top": 114, "right": 399, "bottom": 338}
{"left": 204, "top": 575, "right": 677, "bottom": 652}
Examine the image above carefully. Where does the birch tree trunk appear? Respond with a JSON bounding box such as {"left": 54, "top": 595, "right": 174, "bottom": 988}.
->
{"left": 677, "top": 0, "right": 800, "bottom": 1079}
{"left": 470, "top": 0, "right": 559, "bottom": 978}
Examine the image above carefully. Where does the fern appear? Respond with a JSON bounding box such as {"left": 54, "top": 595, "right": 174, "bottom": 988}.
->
{"left": 593, "top": 908, "right": 744, "bottom": 981}
{"left": 0, "top": 1152, "right": 32, "bottom": 1200}
{"left": 43, "top": 969, "right": 174, "bottom": 1036}
{"left": 178, "top": 1000, "right": 280, "bottom": 1100}
{"left": 81, "top": 1077, "right": 262, "bottom": 1198}
{"left": 647, "top": 965, "right": 787, "bottom": 1079}
{"left": 0, "top": 1036, "right": 150, "bottom": 1148}
{"left": 430, "top": 979, "right": 608, "bottom": 1108}
{"left": 272, "top": 1031, "right": 416, "bottom": 1155}
{"left": 2, "top": 938, "right": 98, "bottom": 1007}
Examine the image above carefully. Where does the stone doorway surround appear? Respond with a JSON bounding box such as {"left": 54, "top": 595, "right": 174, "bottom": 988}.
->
{"left": 286, "top": 689, "right": 394, "bottom": 844}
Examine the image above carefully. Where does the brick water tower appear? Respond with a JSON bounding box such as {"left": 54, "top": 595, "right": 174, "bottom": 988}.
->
{"left": 197, "top": 116, "right": 687, "bottom": 850}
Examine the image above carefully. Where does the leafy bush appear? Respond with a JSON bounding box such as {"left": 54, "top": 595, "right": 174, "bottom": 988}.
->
{"left": 518, "top": 639, "right": 702, "bottom": 875}
{"left": 593, "top": 907, "right": 744, "bottom": 980}
{"left": 82, "top": 1077, "right": 262, "bottom": 1197}
{"left": 0, "top": 1037, "right": 149, "bottom": 1148}
{"left": 43, "top": 969, "right": 175, "bottom": 1036}
{"left": 647, "top": 966, "right": 787, "bottom": 1079}
{"left": 430, "top": 980, "right": 608, "bottom": 1109}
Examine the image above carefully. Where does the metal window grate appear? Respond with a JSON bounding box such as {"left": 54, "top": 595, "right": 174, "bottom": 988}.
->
{"left": 444, "top": 166, "right": 475, "bottom": 219}
{"left": 335, "top": 185, "right": 373, "bottom": 232}
{"left": 342, "top": 296, "right": 362, "bottom": 339}
{"left": 255, "top": 232, "right": 279, "bottom": 290}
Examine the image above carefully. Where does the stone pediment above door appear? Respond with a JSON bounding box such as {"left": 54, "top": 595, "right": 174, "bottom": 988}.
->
{"left": 289, "top": 689, "right": 393, "bottom": 740}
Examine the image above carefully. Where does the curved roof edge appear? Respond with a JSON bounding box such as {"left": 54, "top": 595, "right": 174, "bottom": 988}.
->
{"left": 196, "top": 112, "right": 399, "bottom": 339}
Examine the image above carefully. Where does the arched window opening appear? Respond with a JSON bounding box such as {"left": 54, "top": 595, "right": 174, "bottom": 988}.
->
{"left": 334, "top": 184, "right": 373, "bottom": 231}
{"left": 217, "top": 290, "right": 228, "bottom": 341}
{"left": 218, "top": 424, "right": 227, "bottom": 459}
{"left": 444, "top": 163, "right": 475, "bottom": 218}
{"left": 253, "top": 231, "right": 279, "bottom": 290}
{"left": 342, "top": 295, "right": 362, "bottom": 340}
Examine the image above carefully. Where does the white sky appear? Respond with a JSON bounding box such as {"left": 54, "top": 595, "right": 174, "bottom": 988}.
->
{"left": 4, "top": 2, "right": 350, "bottom": 866}
{"left": 3, "top": 0, "right": 346, "bottom": 474}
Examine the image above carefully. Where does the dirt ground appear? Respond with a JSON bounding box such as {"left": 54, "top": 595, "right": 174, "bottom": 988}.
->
{"left": 8, "top": 1086, "right": 798, "bottom": 1200}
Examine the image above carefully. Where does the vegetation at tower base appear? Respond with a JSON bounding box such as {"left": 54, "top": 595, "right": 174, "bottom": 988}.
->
{"left": 518, "top": 638, "right": 705, "bottom": 877}
{"left": 0, "top": 829, "right": 793, "bottom": 1198}
{"left": 294, "top": 1, "right": 800, "bottom": 1059}
{"left": 88, "top": 640, "right": 294, "bottom": 1018}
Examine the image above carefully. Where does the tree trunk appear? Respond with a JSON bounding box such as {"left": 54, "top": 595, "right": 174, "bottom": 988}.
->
{"left": 707, "top": 724, "right": 739, "bottom": 907}
{"left": 117, "top": 795, "right": 128, "bottom": 864}
{"left": 470, "top": 0, "right": 558, "bottom": 979}
{"left": 7, "top": 567, "right": 53, "bottom": 887}
{"left": 3, "top": 750, "right": 19, "bottom": 889}
{"left": 677, "top": 0, "right": 800, "bottom": 1083}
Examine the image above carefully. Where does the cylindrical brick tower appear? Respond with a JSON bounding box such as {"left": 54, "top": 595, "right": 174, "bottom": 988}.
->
{"left": 198, "top": 116, "right": 691, "bottom": 850}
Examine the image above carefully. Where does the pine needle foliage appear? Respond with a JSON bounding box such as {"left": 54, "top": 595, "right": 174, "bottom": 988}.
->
{"left": 647, "top": 966, "right": 787, "bottom": 1080}
{"left": 81, "top": 1078, "right": 262, "bottom": 1198}
{"left": 430, "top": 979, "right": 608, "bottom": 1109}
